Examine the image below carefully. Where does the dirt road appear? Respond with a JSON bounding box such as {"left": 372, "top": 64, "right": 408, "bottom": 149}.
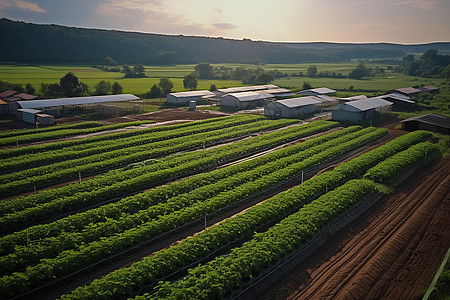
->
{"left": 262, "top": 156, "right": 450, "bottom": 300}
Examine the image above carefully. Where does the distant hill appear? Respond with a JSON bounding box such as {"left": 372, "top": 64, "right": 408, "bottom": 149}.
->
{"left": 1, "top": 18, "right": 449, "bottom": 65}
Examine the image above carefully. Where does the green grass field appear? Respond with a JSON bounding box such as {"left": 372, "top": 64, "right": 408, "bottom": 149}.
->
{"left": 0, "top": 62, "right": 447, "bottom": 99}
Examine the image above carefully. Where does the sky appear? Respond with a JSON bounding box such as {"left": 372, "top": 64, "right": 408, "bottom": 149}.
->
{"left": 0, "top": 0, "right": 449, "bottom": 44}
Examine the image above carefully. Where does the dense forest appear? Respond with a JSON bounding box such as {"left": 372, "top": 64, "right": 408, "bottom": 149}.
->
{"left": 1, "top": 18, "right": 450, "bottom": 65}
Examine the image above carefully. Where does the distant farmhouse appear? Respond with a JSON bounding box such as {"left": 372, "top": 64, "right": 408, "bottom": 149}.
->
{"left": 166, "top": 90, "right": 215, "bottom": 105}
{"left": 332, "top": 98, "right": 393, "bottom": 123}
{"left": 221, "top": 91, "right": 274, "bottom": 110}
{"left": 264, "top": 97, "right": 322, "bottom": 118}
{"left": 400, "top": 113, "right": 450, "bottom": 135}
{"left": 0, "top": 90, "right": 40, "bottom": 114}
{"left": 297, "top": 87, "right": 336, "bottom": 96}
{"left": 386, "top": 87, "right": 421, "bottom": 98}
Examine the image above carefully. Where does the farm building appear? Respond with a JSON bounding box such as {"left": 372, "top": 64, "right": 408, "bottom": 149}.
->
{"left": 337, "top": 95, "right": 368, "bottom": 102}
{"left": 297, "top": 87, "right": 336, "bottom": 96}
{"left": 417, "top": 85, "right": 440, "bottom": 94}
{"left": 17, "top": 108, "right": 43, "bottom": 124}
{"left": 17, "top": 94, "right": 140, "bottom": 116}
{"left": 258, "top": 88, "right": 294, "bottom": 99}
{"left": 400, "top": 113, "right": 450, "bottom": 135}
{"left": 215, "top": 85, "right": 279, "bottom": 97}
{"left": 166, "top": 90, "right": 215, "bottom": 105}
{"left": 36, "top": 114, "right": 55, "bottom": 125}
{"left": 221, "top": 91, "right": 274, "bottom": 109}
{"left": 0, "top": 90, "right": 40, "bottom": 114}
{"left": 332, "top": 98, "right": 393, "bottom": 123}
{"left": 0, "top": 90, "right": 18, "bottom": 99}
{"left": 264, "top": 97, "right": 322, "bottom": 118}
{"left": 386, "top": 87, "right": 421, "bottom": 98}
{"left": 380, "top": 93, "right": 416, "bottom": 110}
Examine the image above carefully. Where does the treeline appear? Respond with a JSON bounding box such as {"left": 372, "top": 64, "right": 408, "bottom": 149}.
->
{"left": 0, "top": 73, "right": 123, "bottom": 98}
{"left": 398, "top": 49, "right": 450, "bottom": 77}
{"left": 0, "top": 18, "right": 410, "bottom": 65}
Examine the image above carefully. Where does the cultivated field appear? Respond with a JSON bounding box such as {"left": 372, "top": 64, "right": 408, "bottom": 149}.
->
{"left": 0, "top": 113, "right": 448, "bottom": 300}
{"left": 0, "top": 62, "right": 446, "bottom": 96}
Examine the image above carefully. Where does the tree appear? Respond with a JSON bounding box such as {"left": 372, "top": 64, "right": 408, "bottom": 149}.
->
{"left": 302, "top": 81, "right": 313, "bottom": 90}
{"left": 41, "top": 83, "right": 64, "bottom": 98}
{"left": 133, "top": 64, "right": 145, "bottom": 77}
{"left": 95, "top": 81, "right": 112, "bottom": 95}
{"left": 121, "top": 64, "right": 132, "bottom": 76}
{"left": 112, "top": 82, "right": 123, "bottom": 94}
{"left": 158, "top": 78, "right": 173, "bottom": 95}
{"left": 348, "top": 62, "right": 370, "bottom": 79}
{"left": 25, "top": 83, "right": 35, "bottom": 95}
{"left": 209, "top": 84, "right": 217, "bottom": 91}
{"left": 194, "top": 63, "right": 213, "bottom": 79}
{"left": 148, "top": 84, "right": 162, "bottom": 98}
{"left": 60, "top": 72, "right": 84, "bottom": 97}
{"left": 183, "top": 73, "right": 198, "bottom": 90}
{"left": 307, "top": 65, "right": 318, "bottom": 77}
{"left": 256, "top": 72, "right": 274, "bottom": 84}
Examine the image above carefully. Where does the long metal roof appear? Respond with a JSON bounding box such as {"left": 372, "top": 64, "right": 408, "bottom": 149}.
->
{"left": 18, "top": 94, "right": 140, "bottom": 109}
{"left": 395, "top": 87, "right": 421, "bottom": 95}
{"left": 276, "top": 97, "right": 322, "bottom": 108}
{"left": 342, "top": 98, "right": 393, "bottom": 112}
{"left": 168, "top": 90, "right": 215, "bottom": 98}
{"left": 217, "top": 85, "right": 279, "bottom": 94}
{"left": 380, "top": 93, "right": 415, "bottom": 104}
{"left": 298, "top": 87, "right": 336, "bottom": 95}
{"left": 226, "top": 91, "right": 274, "bottom": 102}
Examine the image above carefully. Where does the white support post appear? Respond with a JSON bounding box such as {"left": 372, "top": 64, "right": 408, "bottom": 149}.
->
{"left": 204, "top": 216, "right": 207, "bottom": 230}
{"left": 79, "top": 171, "right": 82, "bottom": 183}
{"left": 301, "top": 170, "right": 304, "bottom": 184}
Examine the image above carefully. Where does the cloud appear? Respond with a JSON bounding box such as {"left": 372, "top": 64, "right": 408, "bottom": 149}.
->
{"left": 213, "top": 23, "right": 238, "bottom": 30}
{"left": 95, "top": 0, "right": 211, "bottom": 36}
{"left": 392, "top": 0, "right": 440, "bottom": 10}
{"left": 0, "top": 0, "right": 46, "bottom": 13}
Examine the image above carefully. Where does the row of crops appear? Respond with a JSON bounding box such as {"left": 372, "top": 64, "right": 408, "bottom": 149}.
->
{"left": 65, "top": 130, "right": 439, "bottom": 300}
{"left": 0, "top": 115, "right": 442, "bottom": 299}
{"left": 0, "top": 120, "right": 339, "bottom": 232}
{"left": 0, "top": 120, "right": 155, "bottom": 147}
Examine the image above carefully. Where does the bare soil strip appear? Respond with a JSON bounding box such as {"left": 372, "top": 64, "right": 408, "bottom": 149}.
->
{"left": 261, "top": 156, "right": 450, "bottom": 300}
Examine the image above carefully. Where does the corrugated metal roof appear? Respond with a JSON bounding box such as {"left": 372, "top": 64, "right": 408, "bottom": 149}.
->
{"left": 298, "top": 87, "right": 336, "bottom": 95}
{"left": 342, "top": 98, "right": 393, "bottom": 112}
{"left": 218, "top": 85, "right": 279, "bottom": 94}
{"left": 0, "top": 90, "right": 18, "bottom": 98}
{"left": 400, "top": 113, "right": 450, "bottom": 129}
{"left": 395, "top": 87, "right": 421, "bottom": 95}
{"left": 418, "top": 85, "right": 439, "bottom": 93}
{"left": 259, "top": 88, "right": 292, "bottom": 94}
{"left": 337, "top": 95, "right": 367, "bottom": 101}
{"left": 168, "top": 90, "right": 215, "bottom": 98}
{"left": 15, "top": 93, "right": 38, "bottom": 100}
{"left": 227, "top": 91, "right": 274, "bottom": 102}
{"left": 17, "top": 108, "right": 43, "bottom": 114}
{"left": 381, "top": 93, "right": 415, "bottom": 104}
{"left": 313, "top": 95, "right": 337, "bottom": 102}
{"left": 17, "top": 94, "right": 140, "bottom": 109}
{"left": 276, "top": 97, "right": 322, "bottom": 108}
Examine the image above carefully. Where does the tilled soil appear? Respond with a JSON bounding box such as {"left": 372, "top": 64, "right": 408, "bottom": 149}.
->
{"left": 261, "top": 156, "right": 450, "bottom": 300}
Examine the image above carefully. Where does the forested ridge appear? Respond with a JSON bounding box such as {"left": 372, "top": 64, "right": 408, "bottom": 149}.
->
{"left": 1, "top": 18, "right": 449, "bottom": 64}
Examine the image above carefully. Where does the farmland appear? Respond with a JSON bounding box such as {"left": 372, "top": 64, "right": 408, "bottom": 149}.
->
{"left": 0, "top": 62, "right": 447, "bottom": 96}
{"left": 0, "top": 110, "right": 448, "bottom": 300}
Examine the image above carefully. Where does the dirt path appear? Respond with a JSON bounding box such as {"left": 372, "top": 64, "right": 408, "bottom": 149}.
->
{"left": 261, "top": 156, "right": 450, "bottom": 300}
